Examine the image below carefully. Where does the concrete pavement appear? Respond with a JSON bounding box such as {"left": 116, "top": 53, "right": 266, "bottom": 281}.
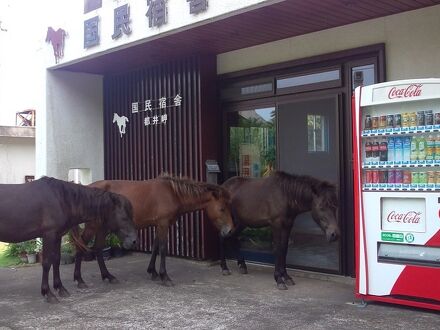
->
{"left": 0, "top": 252, "right": 438, "bottom": 329}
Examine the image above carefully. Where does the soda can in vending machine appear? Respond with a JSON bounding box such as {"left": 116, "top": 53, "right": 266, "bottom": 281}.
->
{"left": 379, "top": 115, "right": 387, "bottom": 129}
{"left": 427, "top": 171, "right": 436, "bottom": 184}
{"left": 402, "top": 113, "right": 409, "bottom": 127}
{"left": 419, "top": 172, "right": 427, "bottom": 184}
{"left": 411, "top": 172, "right": 419, "bottom": 184}
{"left": 434, "top": 112, "right": 440, "bottom": 125}
{"left": 394, "top": 113, "right": 402, "bottom": 128}
{"left": 371, "top": 116, "right": 379, "bottom": 129}
{"left": 386, "top": 114, "right": 394, "bottom": 128}
{"left": 417, "top": 111, "right": 425, "bottom": 126}
{"left": 436, "top": 171, "right": 440, "bottom": 189}
{"left": 379, "top": 170, "right": 388, "bottom": 185}
{"left": 365, "top": 170, "right": 372, "bottom": 184}
{"left": 395, "top": 170, "right": 403, "bottom": 184}
{"left": 387, "top": 169, "right": 395, "bottom": 184}
{"left": 372, "top": 170, "right": 379, "bottom": 183}
{"left": 364, "top": 115, "right": 372, "bottom": 130}
{"left": 409, "top": 112, "right": 417, "bottom": 127}
{"left": 403, "top": 170, "right": 412, "bottom": 184}
{"left": 425, "top": 110, "right": 433, "bottom": 126}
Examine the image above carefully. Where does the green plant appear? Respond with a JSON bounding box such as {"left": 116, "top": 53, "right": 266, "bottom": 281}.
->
{"left": 5, "top": 240, "right": 40, "bottom": 256}
{"left": 106, "top": 233, "right": 122, "bottom": 248}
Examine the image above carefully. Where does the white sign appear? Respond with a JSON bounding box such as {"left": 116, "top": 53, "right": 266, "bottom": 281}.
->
{"left": 381, "top": 197, "right": 426, "bottom": 233}
{"left": 370, "top": 81, "right": 440, "bottom": 105}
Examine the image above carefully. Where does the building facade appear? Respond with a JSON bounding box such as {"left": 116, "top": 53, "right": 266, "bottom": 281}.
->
{"left": 39, "top": 0, "right": 440, "bottom": 276}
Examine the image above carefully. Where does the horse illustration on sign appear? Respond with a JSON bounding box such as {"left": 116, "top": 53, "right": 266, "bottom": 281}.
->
{"left": 113, "top": 113, "right": 129, "bottom": 137}
{"left": 45, "top": 27, "right": 66, "bottom": 64}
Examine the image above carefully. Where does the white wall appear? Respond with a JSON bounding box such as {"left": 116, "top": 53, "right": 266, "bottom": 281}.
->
{"left": 217, "top": 5, "right": 440, "bottom": 80}
{"left": 42, "top": 70, "right": 103, "bottom": 181}
{"left": 0, "top": 137, "right": 35, "bottom": 184}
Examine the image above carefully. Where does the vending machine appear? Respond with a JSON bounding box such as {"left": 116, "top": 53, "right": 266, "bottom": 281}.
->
{"left": 353, "top": 78, "right": 440, "bottom": 311}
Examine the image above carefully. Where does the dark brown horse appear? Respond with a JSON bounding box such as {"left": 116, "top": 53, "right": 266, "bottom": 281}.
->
{"left": 45, "top": 27, "right": 66, "bottom": 63}
{"left": 220, "top": 171, "right": 339, "bottom": 290}
{"left": 73, "top": 175, "right": 234, "bottom": 287}
{"left": 0, "top": 177, "right": 137, "bottom": 303}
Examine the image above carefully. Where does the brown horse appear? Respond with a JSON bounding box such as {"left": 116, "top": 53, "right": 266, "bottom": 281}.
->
{"left": 0, "top": 177, "right": 137, "bottom": 303}
{"left": 73, "top": 175, "right": 234, "bottom": 287}
{"left": 220, "top": 171, "right": 339, "bottom": 290}
{"left": 45, "top": 27, "right": 66, "bottom": 63}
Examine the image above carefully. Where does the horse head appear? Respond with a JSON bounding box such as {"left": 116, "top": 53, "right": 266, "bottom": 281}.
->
{"left": 310, "top": 181, "right": 339, "bottom": 242}
{"left": 204, "top": 185, "right": 234, "bottom": 237}
{"left": 45, "top": 27, "right": 54, "bottom": 43}
{"left": 113, "top": 113, "right": 119, "bottom": 123}
{"left": 104, "top": 192, "right": 137, "bottom": 249}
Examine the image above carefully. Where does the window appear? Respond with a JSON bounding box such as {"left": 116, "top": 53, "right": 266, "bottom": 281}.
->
{"left": 307, "top": 114, "right": 328, "bottom": 152}
{"left": 227, "top": 107, "right": 276, "bottom": 178}
{"left": 276, "top": 68, "right": 341, "bottom": 94}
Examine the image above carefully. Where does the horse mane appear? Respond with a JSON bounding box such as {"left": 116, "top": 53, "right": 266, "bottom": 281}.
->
{"left": 40, "top": 176, "right": 128, "bottom": 219}
{"left": 270, "top": 171, "right": 337, "bottom": 208}
{"left": 159, "top": 173, "right": 230, "bottom": 202}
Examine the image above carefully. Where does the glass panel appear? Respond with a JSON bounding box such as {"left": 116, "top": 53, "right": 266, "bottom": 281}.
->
{"left": 226, "top": 107, "right": 276, "bottom": 257}
{"left": 307, "top": 114, "right": 328, "bottom": 152}
{"left": 227, "top": 107, "right": 276, "bottom": 178}
{"left": 279, "top": 97, "right": 339, "bottom": 271}
{"left": 241, "top": 83, "right": 273, "bottom": 95}
{"left": 352, "top": 64, "right": 375, "bottom": 91}
{"left": 277, "top": 69, "right": 340, "bottom": 89}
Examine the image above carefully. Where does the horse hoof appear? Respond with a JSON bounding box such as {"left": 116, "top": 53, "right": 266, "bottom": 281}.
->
{"left": 58, "top": 287, "right": 71, "bottom": 298}
{"left": 238, "top": 267, "right": 248, "bottom": 275}
{"left": 151, "top": 274, "right": 160, "bottom": 281}
{"left": 284, "top": 278, "right": 295, "bottom": 286}
{"left": 222, "top": 269, "right": 231, "bottom": 276}
{"left": 77, "top": 282, "right": 88, "bottom": 289}
{"left": 277, "top": 283, "right": 288, "bottom": 290}
{"left": 45, "top": 294, "right": 59, "bottom": 304}
{"left": 109, "top": 277, "right": 120, "bottom": 284}
{"left": 162, "top": 280, "right": 174, "bottom": 287}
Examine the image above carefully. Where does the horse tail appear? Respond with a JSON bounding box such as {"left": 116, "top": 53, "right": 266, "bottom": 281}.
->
{"left": 70, "top": 226, "right": 91, "bottom": 252}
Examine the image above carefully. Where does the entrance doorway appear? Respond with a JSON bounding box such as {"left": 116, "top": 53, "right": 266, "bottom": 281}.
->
{"left": 225, "top": 94, "right": 341, "bottom": 272}
{"left": 278, "top": 95, "right": 340, "bottom": 271}
{"left": 221, "top": 44, "right": 385, "bottom": 275}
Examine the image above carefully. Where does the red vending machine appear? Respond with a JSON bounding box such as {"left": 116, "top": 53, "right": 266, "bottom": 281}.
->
{"left": 353, "top": 78, "right": 440, "bottom": 310}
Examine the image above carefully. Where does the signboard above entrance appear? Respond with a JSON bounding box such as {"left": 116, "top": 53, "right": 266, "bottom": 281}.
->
{"left": 83, "top": 0, "right": 209, "bottom": 49}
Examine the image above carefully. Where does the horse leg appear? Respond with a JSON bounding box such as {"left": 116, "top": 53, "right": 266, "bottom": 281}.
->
{"left": 95, "top": 229, "right": 118, "bottom": 283}
{"left": 157, "top": 226, "right": 173, "bottom": 286}
{"left": 272, "top": 226, "right": 288, "bottom": 290}
{"left": 73, "top": 227, "right": 95, "bottom": 288}
{"left": 40, "top": 237, "right": 59, "bottom": 303}
{"left": 147, "top": 236, "right": 160, "bottom": 281}
{"left": 280, "top": 224, "right": 295, "bottom": 286}
{"left": 52, "top": 237, "right": 70, "bottom": 297}
{"left": 219, "top": 235, "right": 231, "bottom": 275}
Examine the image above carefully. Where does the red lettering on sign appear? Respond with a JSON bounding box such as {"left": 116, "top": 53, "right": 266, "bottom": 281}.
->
{"left": 387, "top": 211, "right": 421, "bottom": 224}
{"left": 388, "top": 84, "right": 423, "bottom": 99}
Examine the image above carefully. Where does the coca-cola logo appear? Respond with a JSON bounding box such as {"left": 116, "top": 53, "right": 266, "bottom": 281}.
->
{"left": 387, "top": 211, "right": 421, "bottom": 223}
{"left": 388, "top": 84, "right": 423, "bottom": 99}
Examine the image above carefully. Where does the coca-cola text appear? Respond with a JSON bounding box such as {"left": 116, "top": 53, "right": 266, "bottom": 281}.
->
{"left": 388, "top": 84, "right": 423, "bottom": 99}
{"left": 386, "top": 211, "right": 421, "bottom": 223}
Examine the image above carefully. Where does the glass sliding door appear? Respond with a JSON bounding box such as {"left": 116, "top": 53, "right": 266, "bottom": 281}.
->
{"left": 278, "top": 95, "right": 341, "bottom": 272}
{"left": 226, "top": 106, "right": 276, "bottom": 260}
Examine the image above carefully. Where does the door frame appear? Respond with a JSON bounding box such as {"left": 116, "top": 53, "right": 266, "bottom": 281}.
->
{"left": 220, "top": 44, "right": 386, "bottom": 276}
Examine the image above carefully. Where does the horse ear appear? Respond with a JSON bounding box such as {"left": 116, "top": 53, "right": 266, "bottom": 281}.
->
{"left": 210, "top": 189, "right": 220, "bottom": 199}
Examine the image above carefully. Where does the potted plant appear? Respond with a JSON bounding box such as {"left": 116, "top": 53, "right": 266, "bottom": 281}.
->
{"left": 60, "top": 234, "right": 75, "bottom": 264}
{"left": 6, "top": 242, "right": 28, "bottom": 263}
{"left": 24, "top": 239, "right": 39, "bottom": 264}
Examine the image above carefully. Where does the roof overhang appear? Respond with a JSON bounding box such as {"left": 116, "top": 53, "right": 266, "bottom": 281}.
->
{"left": 59, "top": 0, "right": 440, "bottom": 75}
